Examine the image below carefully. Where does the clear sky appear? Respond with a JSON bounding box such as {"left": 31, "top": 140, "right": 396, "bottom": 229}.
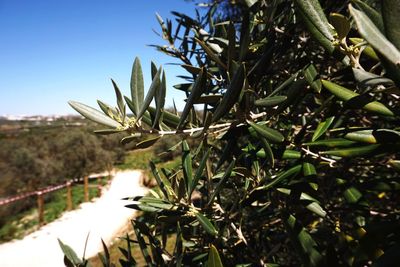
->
{"left": 0, "top": 0, "right": 196, "bottom": 116}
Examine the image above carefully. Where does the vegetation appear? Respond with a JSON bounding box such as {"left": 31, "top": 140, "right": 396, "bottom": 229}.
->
{"left": 0, "top": 119, "right": 123, "bottom": 240}
{"left": 0, "top": 178, "right": 104, "bottom": 242}
{"left": 64, "top": 0, "right": 399, "bottom": 266}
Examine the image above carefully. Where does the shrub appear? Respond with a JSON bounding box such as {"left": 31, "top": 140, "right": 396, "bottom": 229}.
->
{"left": 65, "top": 0, "right": 400, "bottom": 266}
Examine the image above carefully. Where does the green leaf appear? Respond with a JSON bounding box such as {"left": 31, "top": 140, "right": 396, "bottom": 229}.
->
{"left": 148, "top": 106, "right": 180, "bottom": 128}
{"left": 352, "top": 68, "right": 394, "bottom": 87}
{"left": 259, "top": 137, "right": 274, "bottom": 167}
{"left": 303, "top": 162, "right": 316, "bottom": 177}
{"left": 285, "top": 215, "right": 323, "bottom": 267}
{"left": 303, "top": 138, "right": 357, "bottom": 147}
{"left": 182, "top": 140, "right": 192, "bottom": 194}
{"left": 150, "top": 161, "right": 172, "bottom": 200}
{"left": 352, "top": 0, "right": 384, "bottom": 32}
{"left": 136, "top": 67, "right": 162, "bottom": 122}
{"left": 312, "top": 116, "right": 335, "bottom": 141}
{"left": 134, "top": 136, "right": 161, "bottom": 149}
{"left": 248, "top": 121, "right": 284, "bottom": 143}
{"left": 132, "top": 221, "right": 153, "bottom": 265}
{"left": 344, "top": 130, "right": 377, "bottom": 143}
{"left": 190, "top": 148, "right": 210, "bottom": 197}
{"left": 304, "top": 64, "right": 322, "bottom": 93}
{"left": 130, "top": 57, "right": 144, "bottom": 116}
{"left": 382, "top": 0, "right": 400, "bottom": 50}
{"left": 212, "top": 64, "right": 245, "bottom": 122}
{"left": 120, "top": 134, "right": 140, "bottom": 145}
{"left": 68, "top": 101, "right": 120, "bottom": 128}
{"left": 343, "top": 187, "right": 362, "bottom": 203}
{"left": 111, "top": 79, "right": 125, "bottom": 119}
{"left": 349, "top": 4, "right": 400, "bottom": 67}
{"left": 298, "top": 8, "right": 335, "bottom": 53}
{"left": 254, "top": 96, "right": 287, "bottom": 107}
{"left": 208, "top": 160, "right": 235, "bottom": 205}
{"left": 262, "top": 165, "right": 302, "bottom": 190}
{"left": 330, "top": 13, "right": 350, "bottom": 40}
{"left": 296, "top": 0, "right": 335, "bottom": 41}
{"left": 282, "top": 150, "right": 302, "bottom": 159}
{"left": 100, "top": 239, "right": 111, "bottom": 267}
{"left": 153, "top": 71, "right": 166, "bottom": 128}
{"left": 321, "top": 80, "right": 394, "bottom": 116}
{"left": 97, "top": 100, "right": 119, "bottom": 120}
{"left": 207, "top": 245, "right": 224, "bottom": 267}
{"left": 58, "top": 239, "right": 83, "bottom": 266}
{"left": 321, "top": 144, "right": 380, "bottom": 157}
{"left": 178, "top": 68, "right": 207, "bottom": 129}
{"left": 195, "top": 212, "right": 218, "bottom": 236}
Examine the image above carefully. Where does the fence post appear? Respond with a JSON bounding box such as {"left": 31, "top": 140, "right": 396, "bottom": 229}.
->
{"left": 66, "top": 181, "right": 73, "bottom": 210}
{"left": 37, "top": 192, "right": 44, "bottom": 226}
{"left": 84, "top": 175, "right": 89, "bottom": 202}
{"left": 97, "top": 176, "right": 102, "bottom": 197}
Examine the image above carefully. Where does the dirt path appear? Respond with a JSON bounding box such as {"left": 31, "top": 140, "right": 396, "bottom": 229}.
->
{"left": 0, "top": 170, "right": 147, "bottom": 267}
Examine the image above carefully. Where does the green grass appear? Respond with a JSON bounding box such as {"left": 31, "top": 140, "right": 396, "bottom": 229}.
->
{"left": 0, "top": 177, "right": 108, "bottom": 243}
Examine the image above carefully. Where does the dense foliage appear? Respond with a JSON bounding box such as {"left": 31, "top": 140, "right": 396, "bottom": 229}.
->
{"left": 66, "top": 0, "right": 399, "bottom": 266}
{"left": 0, "top": 120, "right": 123, "bottom": 227}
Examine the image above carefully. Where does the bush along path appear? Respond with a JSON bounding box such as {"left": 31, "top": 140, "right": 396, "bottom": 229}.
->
{"left": 0, "top": 170, "right": 147, "bottom": 267}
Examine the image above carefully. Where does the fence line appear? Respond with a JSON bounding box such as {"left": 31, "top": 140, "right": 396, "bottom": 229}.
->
{"left": 0, "top": 171, "right": 112, "bottom": 206}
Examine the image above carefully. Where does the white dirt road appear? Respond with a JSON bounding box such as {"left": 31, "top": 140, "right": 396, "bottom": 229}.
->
{"left": 0, "top": 170, "right": 147, "bottom": 267}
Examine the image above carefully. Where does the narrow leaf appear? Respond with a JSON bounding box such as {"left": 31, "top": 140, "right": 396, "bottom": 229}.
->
{"left": 207, "top": 245, "right": 224, "bottom": 267}
{"left": 344, "top": 130, "right": 377, "bottom": 143}
{"left": 382, "top": 0, "right": 400, "bottom": 50}
{"left": 212, "top": 64, "right": 245, "bottom": 122}
{"left": 312, "top": 116, "right": 335, "bottom": 141}
{"left": 285, "top": 215, "right": 323, "bottom": 267}
{"left": 321, "top": 80, "right": 394, "bottom": 116}
{"left": 130, "top": 57, "right": 144, "bottom": 116}
{"left": 320, "top": 144, "right": 380, "bottom": 157}
{"left": 58, "top": 239, "right": 83, "bottom": 266}
{"left": 195, "top": 212, "right": 218, "bottom": 236}
{"left": 182, "top": 140, "right": 192, "bottom": 194}
{"left": 248, "top": 121, "right": 284, "bottom": 143}
{"left": 190, "top": 148, "right": 210, "bottom": 197}
{"left": 153, "top": 71, "right": 166, "bottom": 128}
{"left": 349, "top": 4, "right": 400, "bottom": 67}
{"left": 111, "top": 79, "right": 126, "bottom": 118}
{"left": 178, "top": 68, "right": 207, "bottom": 129}
{"left": 208, "top": 160, "right": 235, "bottom": 205}
{"left": 68, "top": 101, "right": 120, "bottom": 128}
{"left": 254, "top": 96, "right": 287, "bottom": 107}
{"left": 136, "top": 67, "right": 162, "bottom": 121}
{"left": 296, "top": 0, "right": 335, "bottom": 41}
{"left": 134, "top": 136, "right": 161, "bottom": 149}
{"left": 262, "top": 165, "right": 302, "bottom": 190}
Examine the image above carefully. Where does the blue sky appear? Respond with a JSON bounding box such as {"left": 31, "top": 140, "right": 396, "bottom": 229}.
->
{"left": 0, "top": 0, "right": 197, "bottom": 115}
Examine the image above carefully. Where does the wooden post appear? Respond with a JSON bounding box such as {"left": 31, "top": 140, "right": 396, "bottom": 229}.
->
{"left": 84, "top": 175, "right": 89, "bottom": 202}
{"left": 97, "top": 176, "right": 102, "bottom": 197}
{"left": 66, "top": 182, "right": 73, "bottom": 210}
{"left": 37, "top": 192, "right": 44, "bottom": 226}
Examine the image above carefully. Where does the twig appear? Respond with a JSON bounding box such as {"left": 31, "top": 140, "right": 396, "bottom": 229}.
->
{"left": 301, "top": 147, "right": 337, "bottom": 167}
